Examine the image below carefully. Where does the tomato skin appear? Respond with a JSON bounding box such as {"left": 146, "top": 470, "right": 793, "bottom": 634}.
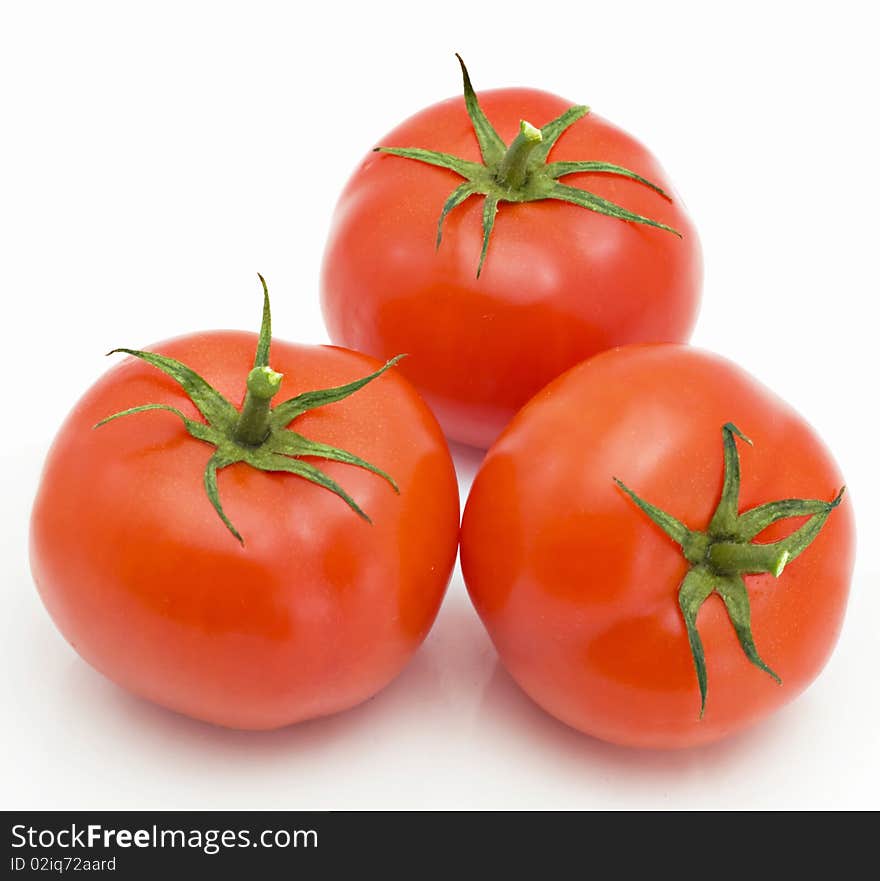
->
{"left": 321, "top": 87, "right": 702, "bottom": 449}
{"left": 30, "top": 332, "right": 460, "bottom": 730}
{"left": 460, "top": 344, "right": 855, "bottom": 749}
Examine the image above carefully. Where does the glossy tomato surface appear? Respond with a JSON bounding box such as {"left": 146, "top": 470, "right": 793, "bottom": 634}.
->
{"left": 460, "top": 345, "right": 855, "bottom": 748}
{"left": 30, "top": 332, "right": 460, "bottom": 729}
{"left": 321, "top": 87, "right": 702, "bottom": 448}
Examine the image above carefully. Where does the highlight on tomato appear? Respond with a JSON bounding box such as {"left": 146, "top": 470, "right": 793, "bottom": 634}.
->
{"left": 30, "top": 277, "right": 460, "bottom": 730}
{"left": 321, "top": 56, "right": 702, "bottom": 448}
{"left": 460, "top": 344, "right": 855, "bottom": 749}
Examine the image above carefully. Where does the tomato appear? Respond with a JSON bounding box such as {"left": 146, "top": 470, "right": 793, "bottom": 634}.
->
{"left": 460, "top": 344, "right": 854, "bottom": 749}
{"left": 30, "top": 284, "right": 459, "bottom": 730}
{"left": 322, "top": 58, "right": 702, "bottom": 448}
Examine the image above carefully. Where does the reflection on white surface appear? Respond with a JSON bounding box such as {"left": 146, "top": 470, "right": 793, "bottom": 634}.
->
{"left": 4, "top": 436, "right": 878, "bottom": 809}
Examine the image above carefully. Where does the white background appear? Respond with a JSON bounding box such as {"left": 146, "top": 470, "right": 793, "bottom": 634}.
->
{"left": 2, "top": 1, "right": 878, "bottom": 809}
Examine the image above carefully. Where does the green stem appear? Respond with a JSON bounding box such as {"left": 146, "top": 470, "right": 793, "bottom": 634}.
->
{"left": 98, "top": 277, "right": 404, "bottom": 545}
{"left": 708, "top": 541, "right": 790, "bottom": 577}
{"left": 234, "top": 365, "right": 283, "bottom": 446}
{"left": 496, "top": 120, "right": 543, "bottom": 189}
{"left": 616, "top": 422, "right": 844, "bottom": 718}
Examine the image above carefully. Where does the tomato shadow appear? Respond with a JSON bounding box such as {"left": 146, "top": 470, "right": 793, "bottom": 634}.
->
{"left": 82, "top": 648, "right": 439, "bottom": 757}
{"left": 58, "top": 576, "right": 492, "bottom": 778}
{"left": 476, "top": 657, "right": 820, "bottom": 780}
{"left": 448, "top": 441, "right": 486, "bottom": 490}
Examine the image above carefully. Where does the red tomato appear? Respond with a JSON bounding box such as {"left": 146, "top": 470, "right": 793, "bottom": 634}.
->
{"left": 322, "top": 59, "right": 702, "bottom": 448}
{"left": 30, "top": 328, "right": 459, "bottom": 730}
{"left": 461, "top": 344, "right": 854, "bottom": 748}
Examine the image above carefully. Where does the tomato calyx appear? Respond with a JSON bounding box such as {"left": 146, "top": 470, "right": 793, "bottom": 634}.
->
{"left": 95, "top": 275, "right": 402, "bottom": 545}
{"left": 374, "top": 55, "right": 681, "bottom": 277}
{"left": 615, "top": 423, "right": 845, "bottom": 718}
